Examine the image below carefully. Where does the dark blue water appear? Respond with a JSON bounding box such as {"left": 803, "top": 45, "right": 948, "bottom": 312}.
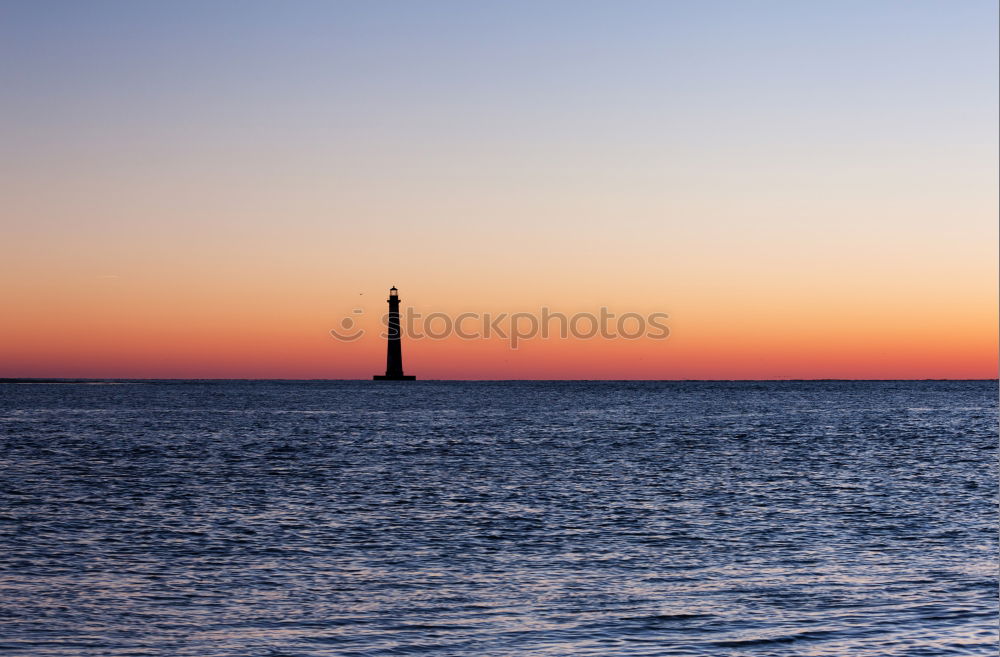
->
{"left": 0, "top": 381, "right": 996, "bottom": 656}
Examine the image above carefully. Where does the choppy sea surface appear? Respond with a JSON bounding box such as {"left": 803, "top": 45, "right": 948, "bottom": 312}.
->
{"left": 0, "top": 380, "right": 996, "bottom": 656}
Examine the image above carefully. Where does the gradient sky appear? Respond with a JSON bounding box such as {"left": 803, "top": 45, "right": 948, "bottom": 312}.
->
{"left": 1, "top": 0, "right": 997, "bottom": 379}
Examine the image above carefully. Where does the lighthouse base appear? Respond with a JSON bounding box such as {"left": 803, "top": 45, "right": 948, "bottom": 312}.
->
{"left": 373, "top": 374, "right": 417, "bottom": 381}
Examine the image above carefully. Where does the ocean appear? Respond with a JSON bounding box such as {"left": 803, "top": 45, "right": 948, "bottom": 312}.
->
{"left": 0, "top": 380, "right": 996, "bottom": 656}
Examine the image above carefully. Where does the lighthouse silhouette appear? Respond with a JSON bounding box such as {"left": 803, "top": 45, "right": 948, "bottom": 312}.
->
{"left": 373, "top": 286, "right": 416, "bottom": 380}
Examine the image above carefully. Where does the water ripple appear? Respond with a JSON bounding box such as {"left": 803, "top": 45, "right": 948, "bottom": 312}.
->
{"left": 0, "top": 380, "right": 996, "bottom": 656}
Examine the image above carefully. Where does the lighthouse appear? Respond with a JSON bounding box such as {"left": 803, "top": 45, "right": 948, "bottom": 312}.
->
{"left": 373, "top": 286, "right": 416, "bottom": 380}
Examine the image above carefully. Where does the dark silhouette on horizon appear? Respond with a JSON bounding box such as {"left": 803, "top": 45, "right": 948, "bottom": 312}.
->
{"left": 373, "top": 286, "right": 416, "bottom": 381}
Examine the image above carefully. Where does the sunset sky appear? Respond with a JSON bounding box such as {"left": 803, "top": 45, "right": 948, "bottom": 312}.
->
{"left": 1, "top": 1, "right": 997, "bottom": 379}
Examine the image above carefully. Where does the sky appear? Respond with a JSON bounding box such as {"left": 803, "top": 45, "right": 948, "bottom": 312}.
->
{"left": 1, "top": 0, "right": 997, "bottom": 379}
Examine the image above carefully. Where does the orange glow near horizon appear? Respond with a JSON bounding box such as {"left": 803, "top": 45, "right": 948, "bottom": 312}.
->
{"left": 1, "top": 269, "right": 996, "bottom": 379}
{"left": 1, "top": 199, "right": 997, "bottom": 379}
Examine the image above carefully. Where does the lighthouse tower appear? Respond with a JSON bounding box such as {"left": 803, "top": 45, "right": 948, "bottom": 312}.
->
{"left": 373, "top": 286, "right": 416, "bottom": 380}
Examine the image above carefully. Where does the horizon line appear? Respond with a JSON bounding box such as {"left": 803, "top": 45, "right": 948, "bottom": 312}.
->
{"left": 2, "top": 377, "right": 997, "bottom": 384}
